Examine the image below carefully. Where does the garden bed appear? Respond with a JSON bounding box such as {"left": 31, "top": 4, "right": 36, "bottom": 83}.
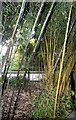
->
{"left": 1, "top": 81, "right": 73, "bottom": 120}
{"left": 1, "top": 82, "right": 42, "bottom": 120}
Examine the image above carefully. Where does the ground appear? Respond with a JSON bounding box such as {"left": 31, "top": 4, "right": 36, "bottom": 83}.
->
{"left": 1, "top": 81, "right": 73, "bottom": 120}
{"left": 1, "top": 82, "right": 42, "bottom": 120}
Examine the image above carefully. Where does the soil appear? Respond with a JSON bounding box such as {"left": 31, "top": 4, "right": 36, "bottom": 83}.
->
{"left": 1, "top": 82, "right": 73, "bottom": 120}
{"left": 1, "top": 82, "right": 42, "bottom": 120}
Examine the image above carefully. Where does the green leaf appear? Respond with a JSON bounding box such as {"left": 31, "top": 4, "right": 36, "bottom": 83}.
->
{"left": 30, "top": 38, "right": 35, "bottom": 46}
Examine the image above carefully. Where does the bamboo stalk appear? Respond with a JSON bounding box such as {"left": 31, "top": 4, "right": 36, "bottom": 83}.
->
{"left": 50, "top": 27, "right": 52, "bottom": 64}
{"left": 53, "top": 4, "right": 73, "bottom": 118}
{"left": 52, "top": 18, "right": 76, "bottom": 75}
{"left": 1, "top": 0, "right": 26, "bottom": 71}
{"left": 52, "top": 30, "right": 56, "bottom": 68}
{"left": 44, "top": 35, "right": 49, "bottom": 65}
{"left": 23, "top": 0, "right": 56, "bottom": 79}
{"left": 59, "top": 51, "right": 76, "bottom": 96}
{"left": 17, "top": 0, "right": 45, "bottom": 79}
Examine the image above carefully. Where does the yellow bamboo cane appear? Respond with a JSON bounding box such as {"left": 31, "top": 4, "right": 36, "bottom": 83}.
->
{"left": 53, "top": 4, "right": 73, "bottom": 118}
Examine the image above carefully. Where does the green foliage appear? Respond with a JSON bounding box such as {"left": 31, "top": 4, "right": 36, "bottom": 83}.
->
{"left": 46, "top": 2, "right": 71, "bottom": 47}
{"left": 30, "top": 88, "right": 73, "bottom": 119}
{"left": 11, "top": 60, "right": 19, "bottom": 71}
{"left": 30, "top": 89, "right": 53, "bottom": 119}
{"left": 2, "top": 2, "right": 21, "bottom": 39}
{"left": 9, "top": 76, "right": 22, "bottom": 87}
{"left": 30, "top": 38, "right": 35, "bottom": 46}
{"left": 71, "top": 90, "right": 75, "bottom": 96}
{"left": 61, "top": 94, "right": 73, "bottom": 111}
{"left": 10, "top": 50, "right": 20, "bottom": 71}
{"left": 9, "top": 76, "right": 28, "bottom": 87}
